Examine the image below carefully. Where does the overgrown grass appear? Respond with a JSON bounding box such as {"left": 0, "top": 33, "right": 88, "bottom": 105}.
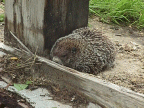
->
{"left": 89, "top": 0, "right": 144, "bottom": 29}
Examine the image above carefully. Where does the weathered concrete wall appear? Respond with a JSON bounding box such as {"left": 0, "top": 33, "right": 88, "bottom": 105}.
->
{"left": 5, "top": 0, "right": 89, "bottom": 55}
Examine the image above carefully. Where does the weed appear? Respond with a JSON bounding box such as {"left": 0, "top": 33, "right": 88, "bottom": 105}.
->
{"left": 0, "top": 13, "right": 4, "bottom": 22}
{"left": 0, "top": 1, "right": 4, "bottom": 22}
{"left": 89, "top": 0, "right": 144, "bottom": 29}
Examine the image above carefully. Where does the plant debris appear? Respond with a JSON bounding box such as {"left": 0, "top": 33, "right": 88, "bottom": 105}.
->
{"left": 0, "top": 53, "right": 90, "bottom": 107}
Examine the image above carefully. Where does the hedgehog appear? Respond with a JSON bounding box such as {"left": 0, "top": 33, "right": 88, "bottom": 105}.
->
{"left": 50, "top": 27, "right": 116, "bottom": 74}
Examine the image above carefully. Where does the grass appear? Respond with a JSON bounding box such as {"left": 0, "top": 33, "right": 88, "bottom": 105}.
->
{"left": 0, "top": 13, "right": 4, "bottom": 22}
{"left": 1, "top": 0, "right": 5, "bottom": 3}
{"left": 89, "top": 0, "right": 144, "bottom": 29}
{"left": 0, "top": 0, "right": 4, "bottom": 22}
{"left": 0, "top": 0, "right": 144, "bottom": 28}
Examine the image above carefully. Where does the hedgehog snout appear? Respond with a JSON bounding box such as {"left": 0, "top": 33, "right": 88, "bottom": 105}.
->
{"left": 52, "top": 56, "right": 63, "bottom": 65}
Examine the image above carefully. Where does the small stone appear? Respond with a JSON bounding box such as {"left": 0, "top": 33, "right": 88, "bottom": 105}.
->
{"left": 131, "top": 78, "right": 137, "bottom": 82}
{"left": 124, "top": 44, "right": 131, "bottom": 52}
{"left": 115, "top": 34, "right": 122, "bottom": 36}
{"left": 115, "top": 41, "right": 122, "bottom": 47}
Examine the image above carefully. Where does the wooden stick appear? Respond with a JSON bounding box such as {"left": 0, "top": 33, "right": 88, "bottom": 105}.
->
{"left": 10, "top": 31, "right": 33, "bottom": 55}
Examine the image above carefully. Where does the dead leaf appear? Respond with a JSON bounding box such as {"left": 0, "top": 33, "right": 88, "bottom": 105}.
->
{"left": 10, "top": 57, "right": 18, "bottom": 60}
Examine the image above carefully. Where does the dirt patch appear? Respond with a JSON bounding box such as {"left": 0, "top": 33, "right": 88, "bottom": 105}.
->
{"left": 89, "top": 16, "right": 144, "bottom": 94}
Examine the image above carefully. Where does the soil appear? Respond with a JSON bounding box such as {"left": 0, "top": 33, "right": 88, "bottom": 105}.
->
{"left": 89, "top": 17, "right": 144, "bottom": 94}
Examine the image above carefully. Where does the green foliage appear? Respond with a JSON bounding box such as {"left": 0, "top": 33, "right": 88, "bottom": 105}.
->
{"left": 0, "top": 0, "right": 4, "bottom": 22}
{"left": 26, "top": 81, "right": 33, "bottom": 85}
{"left": 138, "top": 9, "right": 144, "bottom": 28}
{"left": 14, "top": 81, "right": 32, "bottom": 91}
{"left": 2, "top": 0, "right": 5, "bottom": 3}
{"left": 89, "top": 0, "right": 144, "bottom": 28}
{"left": 0, "top": 13, "right": 4, "bottom": 22}
{"left": 14, "top": 83, "right": 28, "bottom": 91}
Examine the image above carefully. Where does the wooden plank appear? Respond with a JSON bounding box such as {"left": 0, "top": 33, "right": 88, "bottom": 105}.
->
{"left": 4, "top": 0, "right": 89, "bottom": 55}
{"left": 0, "top": 43, "right": 144, "bottom": 108}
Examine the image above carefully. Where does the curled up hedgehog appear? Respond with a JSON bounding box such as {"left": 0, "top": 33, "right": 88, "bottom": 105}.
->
{"left": 50, "top": 27, "right": 116, "bottom": 74}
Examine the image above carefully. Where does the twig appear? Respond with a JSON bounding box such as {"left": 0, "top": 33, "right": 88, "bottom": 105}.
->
{"left": 10, "top": 31, "right": 33, "bottom": 55}
{"left": 30, "top": 46, "right": 38, "bottom": 69}
{"left": 9, "top": 31, "right": 38, "bottom": 70}
{"left": 24, "top": 56, "right": 34, "bottom": 63}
